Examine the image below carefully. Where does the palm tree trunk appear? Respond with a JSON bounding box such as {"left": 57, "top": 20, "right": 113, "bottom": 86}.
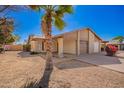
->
{"left": 45, "top": 33, "right": 53, "bottom": 70}
{"left": 44, "top": 11, "right": 53, "bottom": 70}
{"left": 2, "top": 39, "right": 6, "bottom": 53}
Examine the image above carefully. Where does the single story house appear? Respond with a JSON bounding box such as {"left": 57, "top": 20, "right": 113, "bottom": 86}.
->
{"left": 108, "top": 40, "right": 124, "bottom": 50}
{"left": 118, "top": 43, "right": 124, "bottom": 50}
{"left": 28, "top": 28, "right": 102, "bottom": 57}
{"left": 101, "top": 41, "right": 109, "bottom": 51}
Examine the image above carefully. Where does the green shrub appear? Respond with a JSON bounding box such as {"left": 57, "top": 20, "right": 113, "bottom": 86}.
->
{"left": 30, "top": 51, "right": 39, "bottom": 55}
{"left": 30, "top": 51, "right": 46, "bottom": 55}
{"left": 23, "top": 44, "right": 31, "bottom": 52}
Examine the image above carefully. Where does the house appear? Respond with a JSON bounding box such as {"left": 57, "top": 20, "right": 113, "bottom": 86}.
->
{"left": 108, "top": 40, "right": 124, "bottom": 50}
{"left": 28, "top": 28, "right": 102, "bottom": 57}
{"left": 101, "top": 41, "right": 109, "bottom": 51}
{"left": 101, "top": 41, "right": 109, "bottom": 45}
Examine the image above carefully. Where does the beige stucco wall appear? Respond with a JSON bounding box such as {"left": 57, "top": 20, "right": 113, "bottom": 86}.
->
{"left": 30, "top": 41, "right": 36, "bottom": 52}
{"left": 88, "top": 30, "right": 95, "bottom": 54}
{"left": 94, "top": 36, "right": 101, "bottom": 53}
{"left": 80, "top": 29, "right": 89, "bottom": 41}
{"left": 30, "top": 40, "right": 43, "bottom": 52}
{"left": 79, "top": 30, "right": 89, "bottom": 54}
{"left": 36, "top": 40, "right": 42, "bottom": 52}
{"left": 63, "top": 32, "right": 77, "bottom": 54}
{"left": 88, "top": 30, "right": 101, "bottom": 54}
{"left": 30, "top": 29, "right": 101, "bottom": 54}
{"left": 52, "top": 40, "right": 58, "bottom": 52}
{"left": 58, "top": 38, "right": 64, "bottom": 57}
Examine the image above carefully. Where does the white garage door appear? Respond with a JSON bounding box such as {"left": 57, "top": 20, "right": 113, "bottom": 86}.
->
{"left": 80, "top": 41, "right": 88, "bottom": 54}
{"left": 94, "top": 42, "right": 99, "bottom": 53}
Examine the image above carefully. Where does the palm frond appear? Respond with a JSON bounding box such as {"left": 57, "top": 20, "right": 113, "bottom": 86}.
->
{"left": 29, "top": 5, "right": 48, "bottom": 11}
{"left": 53, "top": 6, "right": 73, "bottom": 18}
{"left": 58, "top": 5, "right": 73, "bottom": 14}
{"left": 54, "top": 16, "right": 66, "bottom": 30}
{"left": 29, "top": 5, "right": 73, "bottom": 32}
{"left": 29, "top": 5, "right": 41, "bottom": 11}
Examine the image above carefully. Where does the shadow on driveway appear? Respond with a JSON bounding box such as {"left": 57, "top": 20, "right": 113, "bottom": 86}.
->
{"left": 54, "top": 59, "right": 95, "bottom": 70}
{"left": 17, "top": 51, "right": 46, "bottom": 60}
{"left": 17, "top": 51, "right": 37, "bottom": 58}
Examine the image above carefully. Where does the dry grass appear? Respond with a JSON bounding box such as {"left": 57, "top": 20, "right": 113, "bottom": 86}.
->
{"left": 0, "top": 51, "right": 124, "bottom": 88}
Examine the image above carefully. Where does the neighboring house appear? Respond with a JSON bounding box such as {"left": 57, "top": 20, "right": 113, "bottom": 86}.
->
{"left": 109, "top": 40, "right": 120, "bottom": 44}
{"left": 101, "top": 41, "right": 109, "bottom": 51}
{"left": 108, "top": 40, "right": 124, "bottom": 50}
{"left": 28, "top": 28, "right": 102, "bottom": 57}
{"left": 102, "top": 41, "right": 109, "bottom": 45}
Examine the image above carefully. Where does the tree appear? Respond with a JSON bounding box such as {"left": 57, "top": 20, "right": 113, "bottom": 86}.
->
{"left": 5, "top": 34, "right": 20, "bottom": 44}
{"left": 29, "top": 5, "right": 73, "bottom": 70}
{"left": 112, "top": 36, "right": 124, "bottom": 43}
{"left": 0, "top": 17, "right": 18, "bottom": 50}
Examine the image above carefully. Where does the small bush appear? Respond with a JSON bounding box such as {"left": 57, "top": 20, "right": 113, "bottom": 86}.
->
{"left": 23, "top": 44, "right": 31, "bottom": 52}
{"left": 30, "top": 52, "right": 39, "bottom": 55}
{"left": 0, "top": 48, "right": 4, "bottom": 53}
{"left": 30, "top": 51, "right": 46, "bottom": 55}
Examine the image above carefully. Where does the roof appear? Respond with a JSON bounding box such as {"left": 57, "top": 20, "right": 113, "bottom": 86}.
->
{"left": 102, "top": 41, "right": 109, "bottom": 43}
{"left": 28, "top": 28, "right": 103, "bottom": 42}
{"left": 54, "top": 28, "right": 103, "bottom": 41}
{"left": 27, "top": 35, "right": 45, "bottom": 43}
{"left": 88, "top": 28, "right": 103, "bottom": 41}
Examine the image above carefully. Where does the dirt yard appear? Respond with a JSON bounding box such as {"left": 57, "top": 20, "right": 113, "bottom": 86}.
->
{"left": 0, "top": 51, "right": 124, "bottom": 88}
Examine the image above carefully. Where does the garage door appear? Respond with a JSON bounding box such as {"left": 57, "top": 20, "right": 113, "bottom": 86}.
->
{"left": 94, "top": 42, "right": 99, "bottom": 53}
{"left": 80, "top": 41, "right": 88, "bottom": 54}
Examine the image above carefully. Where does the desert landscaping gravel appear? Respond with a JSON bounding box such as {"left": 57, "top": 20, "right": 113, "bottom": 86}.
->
{"left": 0, "top": 51, "right": 124, "bottom": 88}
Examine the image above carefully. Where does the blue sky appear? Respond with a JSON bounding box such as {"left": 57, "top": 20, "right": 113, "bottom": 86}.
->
{"left": 2, "top": 5, "right": 124, "bottom": 44}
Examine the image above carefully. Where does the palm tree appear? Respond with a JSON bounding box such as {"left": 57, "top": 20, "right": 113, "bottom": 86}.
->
{"left": 29, "top": 5, "right": 73, "bottom": 70}
{"left": 112, "top": 36, "right": 124, "bottom": 43}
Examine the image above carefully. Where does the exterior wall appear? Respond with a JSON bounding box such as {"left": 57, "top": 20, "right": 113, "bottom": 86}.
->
{"left": 87, "top": 30, "right": 101, "bottom": 54}
{"left": 30, "top": 40, "right": 43, "bottom": 52}
{"left": 29, "top": 29, "right": 102, "bottom": 54}
{"left": 77, "top": 31, "right": 80, "bottom": 55}
{"left": 30, "top": 41, "right": 36, "bottom": 52}
{"left": 79, "top": 30, "right": 89, "bottom": 54}
{"left": 120, "top": 44, "right": 124, "bottom": 50}
{"left": 88, "top": 30, "right": 95, "bottom": 54}
{"left": 63, "top": 32, "right": 77, "bottom": 54}
{"left": 94, "top": 36, "right": 101, "bottom": 53}
{"left": 52, "top": 40, "right": 58, "bottom": 52}
{"left": 36, "top": 40, "right": 42, "bottom": 52}
{"left": 80, "top": 29, "right": 89, "bottom": 41}
{"left": 58, "top": 38, "right": 63, "bottom": 57}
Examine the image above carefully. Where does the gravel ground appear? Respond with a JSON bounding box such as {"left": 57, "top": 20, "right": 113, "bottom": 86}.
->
{"left": 0, "top": 51, "right": 124, "bottom": 88}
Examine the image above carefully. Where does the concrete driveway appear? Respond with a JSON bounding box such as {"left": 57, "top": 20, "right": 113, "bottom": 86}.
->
{"left": 76, "top": 51, "right": 124, "bottom": 73}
